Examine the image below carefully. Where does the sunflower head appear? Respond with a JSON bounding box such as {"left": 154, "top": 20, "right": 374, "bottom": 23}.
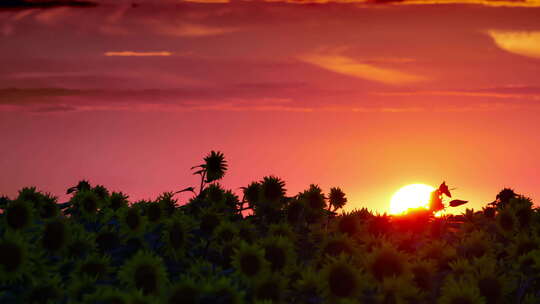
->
{"left": 299, "top": 184, "right": 326, "bottom": 211}
{"left": 144, "top": 201, "right": 164, "bottom": 225}
{"left": 321, "top": 254, "right": 365, "bottom": 300}
{"left": 268, "top": 222, "right": 295, "bottom": 241}
{"left": 156, "top": 192, "right": 178, "bottom": 216}
{"left": 4, "top": 200, "right": 34, "bottom": 230}
{"left": 118, "top": 251, "right": 168, "bottom": 296}
{"left": 458, "top": 230, "right": 492, "bottom": 259}
{"left": 213, "top": 221, "right": 238, "bottom": 244}
{"left": 253, "top": 273, "right": 288, "bottom": 304}
{"left": 337, "top": 212, "right": 361, "bottom": 237}
{"left": 496, "top": 208, "right": 517, "bottom": 234}
{"left": 379, "top": 275, "right": 421, "bottom": 304}
{"left": 242, "top": 182, "right": 261, "bottom": 209}
{"left": 204, "top": 277, "right": 245, "bottom": 304}
{"left": 96, "top": 228, "right": 121, "bottom": 254}
{"left": 108, "top": 192, "right": 129, "bottom": 211}
{"left": 329, "top": 187, "right": 347, "bottom": 211}
{"left": 202, "top": 150, "right": 228, "bottom": 183}
{"left": 231, "top": 241, "right": 269, "bottom": 280}
{"left": 163, "top": 276, "right": 201, "bottom": 304}
{"left": 294, "top": 267, "right": 322, "bottom": 300}
{"left": 260, "top": 236, "right": 295, "bottom": 273}
{"left": 0, "top": 232, "right": 32, "bottom": 284}
{"left": 66, "top": 223, "right": 96, "bottom": 260}
{"left": 161, "top": 213, "right": 193, "bottom": 260}
{"left": 75, "top": 253, "right": 111, "bottom": 280}
{"left": 320, "top": 234, "right": 356, "bottom": 260}
{"left": 24, "top": 274, "right": 63, "bottom": 304}
{"left": 367, "top": 242, "right": 408, "bottom": 282}
{"left": 411, "top": 259, "right": 437, "bottom": 292}
{"left": 73, "top": 190, "right": 103, "bottom": 220}
{"left": 437, "top": 277, "right": 485, "bottom": 304}
{"left": 237, "top": 220, "right": 257, "bottom": 243}
{"left": 420, "top": 240, "right": 457, "bottom": 270}
{"left": 40, "top": 217, "right": 70, "bottom": 253}
{"left": 119, "top": 206, "right": 147, "bottom": 237}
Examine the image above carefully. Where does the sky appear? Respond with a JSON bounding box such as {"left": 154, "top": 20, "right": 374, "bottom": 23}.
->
{"left": 1, "top": 0, "right": 540, "bottom": 213}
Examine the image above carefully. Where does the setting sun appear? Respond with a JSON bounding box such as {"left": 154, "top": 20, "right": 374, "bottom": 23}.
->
{"left": 390, "top": 184, "right": 435, "bottom": 214}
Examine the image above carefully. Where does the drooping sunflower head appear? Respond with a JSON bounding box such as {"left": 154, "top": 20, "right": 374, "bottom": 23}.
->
{"left": 4, "top": 199, "right": 34, "bottom": 231}
{"left": 163, "top": 276, "right": 201, "bottom": 304}
{"left": 75, "top": 253, "right": 111, "bottom": 280}
{"left": 231, "top": 241, "right": 269, "bottom": 280}
{"left": 118, "top": 251, "right": 168, "bottom": 296}
{"left": 367, "top": 242, "right": 408, "bottom": 282}
{"left": 321, "top": 254, "right": 365, "bottom": 300}
{"left": 337, "top": 212, "right": 362, "bottom": 237}
{"left": 0, "top": 232, "right": 32, "bottom": 284}
{"left": 437, "top": 277, "right": 485, "bottom": 304}
{"left": 260, "top": 236, "right": 296, "bottom": 273}
{"left": 40, "top": 217, "right": 70, "bottom": 253}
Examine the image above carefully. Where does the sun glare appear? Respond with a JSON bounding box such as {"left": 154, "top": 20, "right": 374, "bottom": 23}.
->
{"left": 390, "top": 184, "right": 435, "bottom": 215}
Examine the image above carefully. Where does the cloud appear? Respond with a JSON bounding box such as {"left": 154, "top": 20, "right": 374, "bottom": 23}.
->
{"left": 149, "top": 22, "right": 239, "bottom": 37}
{"left": 372, "top": 86, "right": 540, "bottom": 100}
{"left": 488, "top": 30, "right": 540, "bottom": 59}
{"left": 104, "top": 51, "right": 173, "bottom": 57}
{"left": 0, "top": 0, "right": 96, "bottom": 9}
{"left": 300, "top": 54, "right": 426, "bottom": 85}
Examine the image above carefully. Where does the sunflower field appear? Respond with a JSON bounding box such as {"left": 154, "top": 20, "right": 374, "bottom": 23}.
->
{"left": 1, "top": 151, "right": 539, "bottom": 304}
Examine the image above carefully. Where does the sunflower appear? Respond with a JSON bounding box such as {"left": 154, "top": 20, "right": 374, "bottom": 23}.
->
{"left": 253, "top": 273, "right": 288, "bottom": 303}
{"left": 448, "top": 258, "right": 474, "bottom": 280}
{"left": 298, "top": 185, "right": 327, "bottom": 223}
{"left": 237, "top": 220, "right": 257, "bottom": 244}
{"left": 337, "top": 212, "right": 362, "bottom": 237}
{"left": 118, "top": 251, "right": 168, "bottom": 296}
{"left": 319, "top": 234, "right": 356, "bottom": 260}
{"left": 458, "top": 230, "right": 493, "bottom": 259}
{"left": 506, "top": 233, "right": 539, "bottom": 259}
{"left": 378, "top": 275, "right": 421, "bottom": 304}
{"left": 468, "top": 255, "right": 513, "bottom": 304}
{"left": 268, "top": 222, "right": 296, "bottom": 241}
{"left": 410, "top": 259, "right": 437, "bottom": 292}
{"left": 108, "top": 192, "right": 129, "bottom": 212}
{"left": 437, "top": 278, "right": 485, "bottom": 304}
{"left": 213, "top": 221, "right": 238, "bottom": 244}
{"left": 321, "top": 254, "right": 366, "bottom": 300}
{"left": 40, "top": 217, "right": 70, "bottom": 254}
{"left": 80, "top": 286, "right": 129, "bottom": 304}
{"left": 496, "top": 208, "right": 517, "bottom": 235}
{"left": 419, "top": 240, "right": 457, "bottom": 270}
{"left": 329, "top": 187, "right": 347, "bottom": 211}
{"left": 294, "top": 266, "right": 322, "bottom": 300}
{"left": 0, "top": 232, "right": 33, "bottom": 283}
{"left": 199, "top": 208, "right": 222, "bottom": 236}
{"left": 260, "top": 176, "right": 286, "bottom": 203}
{"left": 24, "top": 274, "right": 64, "bottom": 304}
{"left": 259, "top": 236, "right": 296, "bottom": 273}
{"left": 202, "top": 150, "right": 228, "bottom": 183}
{"left": 96, "top": 227, "right": 122, "bottom": 254}
{"left": 162, "top": 276, "right": 202, "bottom": 304}
{"left": 74, "top": 253, "right": 111, "bottom": 280}
{"left": 367, "top": 242, "right": 409, "bottom": 282}
{"left": 65, "top": 223, "right": 96, "bottom": 260}
{"left": 156, "top": 191, "right": 178, "bottom": 217}
{"left": 161, "top": 213, "right": 193, "bottom": 261}
{"left": 4, "top": 199, "right": 34, "bottom": 231}
{"left": 119, "top": 206, "right": 148, "bottom": 237}
{"left": 66, "top": 276, "right": 98, "bottom": 304}
{"left": 38, "top": 193, "right": 60, "bottom": 219}
{"left": 204, "top": 277, "right": 245, "bottom": 304}
{"left": 187, "top": 258, "right": 222, "bottom": 281}
{"left": 73, "top": 190, "right": 103, "bottom": 220}
{"left": 242, "top": 182, "right": 261, "bottom": 209}
{"left": 231, "top": 241, "right": 269, "bottom": 280}
{"left": 144, "top": 201, "right": 165, "bottom": 226}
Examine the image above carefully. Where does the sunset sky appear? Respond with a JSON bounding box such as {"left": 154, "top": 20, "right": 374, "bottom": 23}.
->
{"left": 1, "top": 0, "right": 540, "bottom": 213}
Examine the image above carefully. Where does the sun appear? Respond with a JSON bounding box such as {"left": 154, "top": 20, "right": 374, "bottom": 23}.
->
{"left": 389, "top": 184, "right": 435, "bottom": 215}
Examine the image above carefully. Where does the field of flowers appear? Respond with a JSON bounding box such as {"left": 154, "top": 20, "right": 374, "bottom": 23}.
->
{"left": 0, "top": 151, "right": 539, "bottom": 304}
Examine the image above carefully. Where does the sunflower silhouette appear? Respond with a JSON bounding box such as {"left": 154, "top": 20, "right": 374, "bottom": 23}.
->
{"left": 118, "top": 251, "right": 168, "bottom": 296}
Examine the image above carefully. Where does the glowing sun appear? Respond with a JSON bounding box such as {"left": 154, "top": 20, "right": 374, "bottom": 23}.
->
{"left": 390, "top": 184, "right": 435, "bottom": 214}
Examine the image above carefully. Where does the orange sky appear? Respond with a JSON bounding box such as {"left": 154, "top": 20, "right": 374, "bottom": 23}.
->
{"left": 1, "top": 0, "right": 540, "bottom": 213}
